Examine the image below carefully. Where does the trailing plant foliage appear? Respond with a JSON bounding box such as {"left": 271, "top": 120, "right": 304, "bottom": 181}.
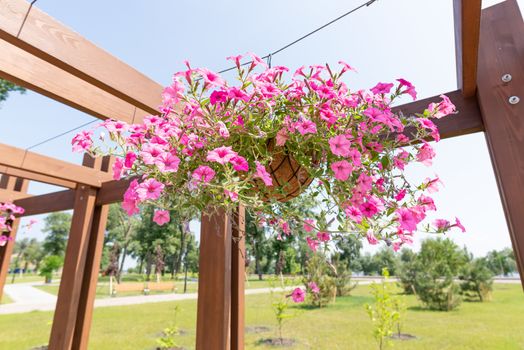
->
{"left": 74, "top": 55, "right": 463, "bottom": 253}
{"left": 0, "top": 203, "right": 24, "bottom": 247}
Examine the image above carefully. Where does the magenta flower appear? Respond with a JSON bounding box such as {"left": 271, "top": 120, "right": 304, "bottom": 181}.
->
{"left": 366, "top": 231, "right": 379, "bottom": 245}
{"left": 112, "top": 158, "right": 124, "bottom": 180}
{"left": 226, "top": 54, "right": 244, "bottom": 69}
{"left": 317, "top": 231, "right": 330, "bottom": 242}
{"left": 306, "top": 237, "right": 319, "bottom": 252}
{"left": 136, "top": 178, "right": 165, "bottom": 201}
{"left": 396, "top": 207, "right": 420, "bottom": 233}
{"left": 433, "top": 219, "right": 450, "bottom": 231}
{"left": 303, "top": 219, "right": 315, "bottom": 233}
{"left": 275, "top": 128, "right": 289, "bottom": 147}
{"left": 296, "top": 120, "right": 317, "bottom": 135}
{"left": 156, "top": 153, "right": 180, "bottom": 173}
{"left": 72, "top": 130, "right": 93, "bottom": 153}
{"left": 360, "top": 202, "right": 378, "bottom": 218}
{"left": 255, "top": 161, "right": 272, "bottom": 186}
{"left": 338, "top": 60, "right": 356, "bottom": 75}
{"left": 124, "top": 152, "right": 137, "bottom": 168}
{"left": 207, "top": 146, "right": 238, "bottom": 165}
{"left": 162, "top": 81, "right": 184, "bottom": 106}
{"left": 198, "top": 68, "right": 225, "bottom": 87}
{"left": 454, "top": 217, "right": 466, "bottom": 232}
{"left": 371, "top": 82, "right": 394, "bottom": 95}
{"left": 231, "top": 155, "right": 249, "bottom": 172}
{"left": 192, "top": 165, "right": 216, "bottom": 184}
{"left": 224, "top": 189, "right": 239, "bottom": 202}
{"left": 122, "top": 180, "right": 140, "bottom": 215}
{"left": 428, "top": 95, "right": 456, "bottom": 119}
{"left": 331, "top": 160, "right": 352, "bottom": 181}
{"left": 290, "top": 288, "right": 305, "bottom": 303}
{"left": 153, "top": 210, "right": 170, "bottom": 226}
{"left": 345, "top": 206, "right": 363, "bottom": 223}
{"left": 329, "top": 135, "right": 351, "bottom": 157}
{"left": 416, "top": 143, "right": 436, "bottom": 166}
{"left": 308, "top": 282, "right": 320, "bottom": 294}
{"left": 397, "top": 78, "right": 417, "bottom": 100}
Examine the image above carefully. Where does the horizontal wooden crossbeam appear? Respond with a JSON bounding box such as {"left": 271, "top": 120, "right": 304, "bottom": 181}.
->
{"left": 0, "top": 0, "right": 163, "bottom": 117}
{"left": 0, "top": 143, "right": 112, "bottom": 188}
{"left": 14, "top": 189, "right": 75, "bottom": 216}
{"left": 0, "top": 166, "right": 76, "bottom": 188}
{"left": 0, "top": 188, "right": 32, "bottom": 202}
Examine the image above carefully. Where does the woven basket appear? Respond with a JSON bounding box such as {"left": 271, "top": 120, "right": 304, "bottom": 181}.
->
{"left": 257, "top": 140, "right": 314, "bottom": 202}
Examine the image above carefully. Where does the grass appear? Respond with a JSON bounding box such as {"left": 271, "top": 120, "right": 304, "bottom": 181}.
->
{"left": 1, "top": 294, "right": 13, "bottom": 304}
{"left": 1, "top": 283, "right": 523, "bottom": 349}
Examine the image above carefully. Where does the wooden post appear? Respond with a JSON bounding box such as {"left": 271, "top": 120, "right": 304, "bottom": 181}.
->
{"left": 476, "top": 0, "right": 524, "bottom": 287}
{"left": 72, "top": 156, "right": 111, "bottom": 350}
{"left": 48, "top": 155, "right": 102, "bottom": 350}
{"left": 196, "top": 208, "right": 232, "bottom": 350}
{"left": 230, "top": 206, "right": 246, "bottom": 350}
{"left": 0, "top": 175, "right": 28, "bottom": 301}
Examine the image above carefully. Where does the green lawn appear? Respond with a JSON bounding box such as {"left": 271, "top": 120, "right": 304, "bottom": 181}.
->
{"left": 1, "top": 294, "right": 13, "bottom": 304}
{"left": 1, "top": 284, "right": 523, "bottom": 349}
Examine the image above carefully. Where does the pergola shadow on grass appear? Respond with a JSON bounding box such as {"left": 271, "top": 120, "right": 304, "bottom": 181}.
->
{"left": 0, "top": 0, "right": 523, "bottom": 349}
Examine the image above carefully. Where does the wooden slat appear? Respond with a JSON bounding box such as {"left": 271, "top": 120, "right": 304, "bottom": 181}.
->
{"left": 476, "top": 0, "right": 524, "bottom": 288}
{"left": 72, "top": 155, "right": 111, "bottom": 350}
{"left": 48, "top": 184, "right": 97, "bottom": 350}
{"left": 196, "top": 208, "right": 232, "bottom": 350}
{"left": 14, "top": 189, "right": 75, "bottom": 217}
{"left": 0, "top": 39, "right": 137, "bottom": 123}
{"left": 0, "top": 188, "right": 32, "bottom": 202}
{"left": 0, "top": 178, "right": 28, "bottom": 302}
{"left": 453, "top": 0, "right": 482, "bottom": 97}
{"left": 95, "top": 178, "right": 133, "bottom": 206}
{"left": 393, "top": 89, "right": 484, "bottom": 139}
{"left": 231, "top": 206, "right": 246, "bottom": 350}
{"left": 0, "top": 0, "right": 162, "bottom": 115}
{"left": 0, "top": 143, "right": 111, "bottom": 188}
{"left": 0, "top": 166, "right": 76, "bottom": 188}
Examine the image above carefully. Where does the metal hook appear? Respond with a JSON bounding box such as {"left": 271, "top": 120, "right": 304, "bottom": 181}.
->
{"left": 267, "top": 53, "right": 272, "bottom": 68}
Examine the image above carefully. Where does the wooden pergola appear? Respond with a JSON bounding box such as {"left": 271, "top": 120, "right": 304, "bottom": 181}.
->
{"left": 0, "top": 0, "right": 522, "bottom": 349}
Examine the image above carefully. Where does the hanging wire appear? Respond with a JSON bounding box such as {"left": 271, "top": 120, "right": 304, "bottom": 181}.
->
{"left": 25, "top": 0, "right": 378, "bottom": 150}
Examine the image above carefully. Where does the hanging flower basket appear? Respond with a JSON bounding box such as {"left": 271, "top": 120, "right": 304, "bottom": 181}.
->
{"left": 73, "top": 53, "right": 464, "bottom": 249}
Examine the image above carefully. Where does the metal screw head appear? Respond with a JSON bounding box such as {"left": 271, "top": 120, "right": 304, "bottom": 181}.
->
{"left": 509, "top": 96, "right": 520, "bottom": 105}
{"left": 501, "top": 74, "right": 512, "bottom": 83}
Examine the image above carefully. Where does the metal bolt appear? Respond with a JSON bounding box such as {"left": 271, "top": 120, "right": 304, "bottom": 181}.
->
{"left": 509, "top": 96, "right": 520, "bottom": 105}
{"left": 501, "top": 73, "right": 512, "bottom": 83}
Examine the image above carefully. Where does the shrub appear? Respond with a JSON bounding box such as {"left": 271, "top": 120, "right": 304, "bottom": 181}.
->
{"left": 303, "top": 254, "right": 336, "bottom": 307}
{"left": 332, "top": 256, "right": 357, "bottom": 297}
{"left": 459, "top": 258, "right": 494, "bottom": 302}
{"left": 39, "top": 255, "right": 63, "bottom": 283}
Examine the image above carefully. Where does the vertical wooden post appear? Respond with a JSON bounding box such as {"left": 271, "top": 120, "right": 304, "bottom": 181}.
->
{"left": 231, "top": 205, "right": 246, "bottom": 350}
{"left": 48, "top": 155, "right": 100, "bottom": 350}
{"left": 0, "top": 175, "right": 28, "bottom": 301}
{"left": 476, "top": 0, "right": 524, "bottom": 287}
{"left": 72, "top": 156, "right": 111, "bottom": 350}
{"left": 196, "top": 208, "right": 232, "bottom": 350}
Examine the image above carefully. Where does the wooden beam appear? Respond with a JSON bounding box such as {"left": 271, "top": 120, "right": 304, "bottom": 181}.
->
{"left": 476, "top": 0, "right": 524, "bottom": 288}
{"left": 48, "top": 185, "right": 97, "bottom": 349}
{"left": 0, "top": 0, "right": 163, "bottom": 115}
{"left": 393, "top": 89, "right": 484, "bottom": 139}
{"left": 72, "top": 156, "right": 111, "bottom": 350}
{"left": 0, "top": 177, "right": 28, "bottom": 302}
{"left": 0, "top": 166, "right": 76, "bottom": 189}
{"left": 0, "top": 143, "right": 111, "bottom": 188}
{"left": 230, "top": 206, "right": 246, "bottom": 350}
{"left": 14, "top": 189, "right": 75, "bottom": 217}
{"left": 453, "top": 0, "right": 482, "bottom": 97}
{"left": 95, "top": 178, "right": 134, "bottom": 206}
{"left": 0, "top": 188, "right": 32, "bottom": 202}
{"left": 196, "top": 208, "right": 232, "bottom": 350}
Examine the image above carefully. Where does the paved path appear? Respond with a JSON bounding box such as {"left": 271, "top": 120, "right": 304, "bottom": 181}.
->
{"left": 1, "top": 277, "right": 520, "bottom": 315}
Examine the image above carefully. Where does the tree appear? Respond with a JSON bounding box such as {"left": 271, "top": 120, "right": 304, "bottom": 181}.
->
{"left": 39, "top": 255, "right": 63, "bottom": 283}
{"left": 485, "top": 248, "right": 516, "bottom": 276}
{"left": 245, "top": 209, "right": 271, "bottom": 280}
{"left": 372, "top": 247, "right": 400, "bottom": 276}
{"left": 42, "top": 212, "right": 71, "bottom": 257}
{"left": 0, "top": 79, "right": 25, "bottom": 105}
{"left": 335, "top": 234, "right": 363, "bottom": 272}
{"left": 24, "top": 238, "right": 45, "bottom": 273}
{"left": 459, "top": 257, "right": 494, "bottom": 302}
{"left": 359, "top": 253, "right": 379, "bottom": 276}
{"left": 11, "top": 238, "right": 31, "bottom": 282}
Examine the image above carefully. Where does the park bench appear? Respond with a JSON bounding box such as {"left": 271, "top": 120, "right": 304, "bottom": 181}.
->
{"left": 112, "top": 281, "right": 177, "bottom": 295}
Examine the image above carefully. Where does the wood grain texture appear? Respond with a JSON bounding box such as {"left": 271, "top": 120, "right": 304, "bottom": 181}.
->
{"left": 14, "top": 189, "right": 75, "bottom": 217}
{"left": 0, "top": 143, "right": 111, "bottom": 188}
{"left": 0, "top": 39, "right": 137, "bottom": 122}
{"left": 0, "top": 188, "right": 32, "bottom": 202}
{"left": 453, "top": 0, "right": 482, "bottom": 97}
{"left": 0, "top": 177, "right": 27, "bottom": 302}
{"left": 231, "top": 206, "right": 246, "bottom": 350}
{"left": 393, "top": 89, "right": 484, "bottom": 139}
{"left": 476, "top": 0, "right": 524, "bottom": 288}
{"left": 48, "top": 184, "right": 97, "bottom": 350}
{"left": 0, "top": 166, "right": 76, "bottom": 188}
{"left": 196, "top": 208, "right": 232, "bottom": 350}
{"left": 0, "top": 0, "right": 163, "bottom": 115}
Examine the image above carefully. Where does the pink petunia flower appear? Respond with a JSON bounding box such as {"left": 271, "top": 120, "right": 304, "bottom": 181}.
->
{"left": 433, "top": 219, "right": 451, "bottom": 231}
{"left": 224, "top": 189, "right": 239, "bottom": 202}
{"left": 306, "top": 237, "right": 319, "bottom": 252}
{"left": 296, "top": 120, "right": 317, "bottom": 135}
{"left": 153, "top": 210, "right": 170, "bottom": 226}
{"left": 231, "top": 155, "right": 249, "bottom": 172}
{"left": 72, "top": 130, "right": 93, "bottom": 153}
{"left": 371, "top": 82, "right": 394, "bottom": 95}
{"left": 275, "top": 128, "right": 289, "bottom": 147}
{"left": 198, "top": 68, "right": 225, "bottom": 87}
{"left": 329, "top": 135, "right": 351, "bottom": 157}
{"left": 303, "top": 219, "right": 315, "bottom": 233}
{"left": 192, "top": 165, "right": 216, "bottom": 184}
{"left": 317, "top": 231, "right": 330, "bottom": 242}
{"left": 254, "top": 161, "right": 273, "bottom": 186}
{"left": 397, "top": 78, "right": 417, "bottom": 100}
{"left": 454, "top": 217, "right": 466, "bottom": 232}
{"left": 136, "top": 178, "right": 165, "bottom": 201}
{"left": 207, "top": 146, "right": 238, "bottom": 165}
{"left": 112, "top": 158, "right": 124, "bottom": 180}
{"left": 331, "top": 160, "right": 352, "bottom": 181}
{"left": 396, "top": 207, "right": 421, "bottom": 233}
{"left": 308, "top": 282, "right": 320, "bottom": 294}
{"left": 290, "top": 288, "right": 305, "bottom": 303}
{"left": 367, "top": 231, "right": 379, "bottom": 245}
{"left": 416, "top": 143, "right": 436, "bottom": 166}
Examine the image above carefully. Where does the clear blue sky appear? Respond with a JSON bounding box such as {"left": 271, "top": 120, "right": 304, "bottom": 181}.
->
{"left": 0, "top": 0, "right": 522, "bottom": 256}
